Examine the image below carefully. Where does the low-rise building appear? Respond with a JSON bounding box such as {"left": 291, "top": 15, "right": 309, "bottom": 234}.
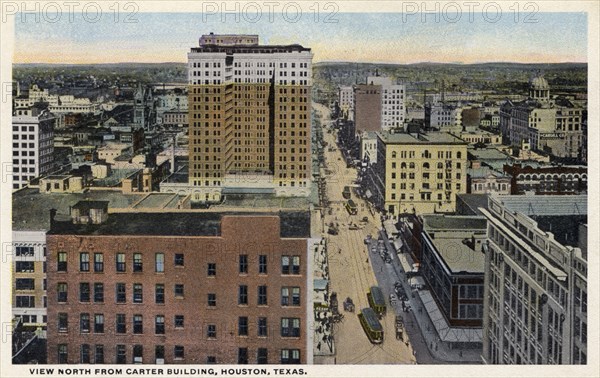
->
{"left": 503, "top": 164, "right": 587, "bottom": 195}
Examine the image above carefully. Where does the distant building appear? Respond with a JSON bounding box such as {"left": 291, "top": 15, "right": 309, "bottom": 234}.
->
{"left": 353, "top": 84, "right": 382, "bottom": 133}
{"left": 467, "top": 166, "right": 511, "bottom": 195}
{"left": 365, "top": 132, "right": 467, "bottom": 215}
{"left": 12, "top": 107, "right": 56, "bottom": 190}
{"left": 481, "top": 195, "right": 587, "bottom": 364}
{"left": 367, "top": 76, "right": 405, "bottom": 130}
{"left": 359, "top": 131, "right": 378, "bottom": 165}
{"left": 162, "top": 110, "right": 189, "bottom": 127}
{"left": 499, "top": 75, "right": 585, "bottom": 159}
{"left": 338, "top": 86, "right": 354, "bottom": 119}
{"left": 503, "top": 164, "right": 587, "bottom": 195}
{"left": 46, "top": 204, "right": 311, "bottom": 364}
{"left": 458, "top": 130, "right": 502, "bottom": 145}
{"left": 425, "top": 103, "right": 461, "bottom": 132}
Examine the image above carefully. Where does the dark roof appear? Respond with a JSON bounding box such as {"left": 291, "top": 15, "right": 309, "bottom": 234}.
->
{"left": 72, "top": 200, "right": 109, "bottom": 211}
{"left": 48, "top": 211, "right": 310, "bottom": 238}
{"left": 191, "top": 44, "right": 310, "bottom": 54}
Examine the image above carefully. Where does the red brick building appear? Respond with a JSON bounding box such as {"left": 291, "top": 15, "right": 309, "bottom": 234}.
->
{"left": 353, "top": 84, "right": 382, "bottom": 133}
{"left": 46, "top": 204, "right": 310, "bottom": 364}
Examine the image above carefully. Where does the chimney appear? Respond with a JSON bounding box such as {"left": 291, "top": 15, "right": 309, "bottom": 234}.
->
{"left": 50, "top": 208, "right": 57, "bottom": 229}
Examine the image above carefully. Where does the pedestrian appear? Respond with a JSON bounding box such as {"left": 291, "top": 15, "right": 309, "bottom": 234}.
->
{"left": 365, "top": 258, "right": 369, "bottom": 264}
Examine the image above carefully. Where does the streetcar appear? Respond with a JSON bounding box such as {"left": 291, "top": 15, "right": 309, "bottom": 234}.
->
{"left": 358, "top": 307, "right": 384, "bottom": 344}
{"left": 345, "top": 199, "right": 358, "bottom": 215}
{"left": 367, "top": 286, "right": 387, "bottom": 317}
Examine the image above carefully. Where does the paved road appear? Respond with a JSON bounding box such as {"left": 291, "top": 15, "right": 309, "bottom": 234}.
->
{"left": 313, "top": 103, "right": 415, "bottom": 364}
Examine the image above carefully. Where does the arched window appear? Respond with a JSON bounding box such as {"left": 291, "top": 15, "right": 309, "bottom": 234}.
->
{"left": 457, "top": 152, "right": 462, "bottom": 159}
{"left": 391, "top": 151, "right": 397, "bottom": 159}
{"left": 409, "top": 162, "right": 415, "bottom": 169}
{"left": 423, "top": 162, "right": 430, "bottom": 169}
{"left": 401, "top": 162, "right": 407, "bottom": 169}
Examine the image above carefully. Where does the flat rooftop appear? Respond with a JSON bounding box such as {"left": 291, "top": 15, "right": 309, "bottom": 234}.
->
{"left": 428, "top": 237, "right": 485, "bottom": 274}
{"left": 467, "top": 147, "right": 513, "bottom": 161}
{"left": 422, "top": 214, "right": 487, "bottom": 231}
{"left": 47, "top": 211, "right": 310, "bottom": 238}
{"left": 377, "top": 131, "right": 466, "bottom": 145}
{"left": 493, "top": 194, "right": 587, "bottom": 217}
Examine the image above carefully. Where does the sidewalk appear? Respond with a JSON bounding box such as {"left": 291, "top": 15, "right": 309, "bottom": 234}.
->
{"left": 376, "top": 228, "right": 483, "bottom": 364}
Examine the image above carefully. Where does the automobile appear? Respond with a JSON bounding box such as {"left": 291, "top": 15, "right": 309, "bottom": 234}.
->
{"left": 389, "top": 293, "right": 398, "bottom": 305}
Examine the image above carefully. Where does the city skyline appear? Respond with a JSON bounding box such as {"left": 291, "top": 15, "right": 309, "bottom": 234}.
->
{"left": 14, "top": 12, "right": 588, "bottom": 64}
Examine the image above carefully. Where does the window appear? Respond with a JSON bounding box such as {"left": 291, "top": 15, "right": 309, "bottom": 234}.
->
{"left": 80, "top": 313, "right": 90, "bottom": 333}
{"left": 94, "top": 283, "right": 104, "bottom": 303}
{"left": 80, "top": 344, "right": 90, "bottom": 363}
{"left": 155, "top": 253, "right": 164, "bottom": 273}
{"left": 133, "top": 315, "right": 143, "bottom": 334}
{"left": 207, "top": 324, "right": 216, "bottom": 338}
{"left": 238, "top": 285, "right": 248, "bottom": 305}
{"left": 116, "top": 345, "right": 126, "bottom": 364}
{"left": 58, "top": 313, "right": 68, "bottom": 332}
{"left": 16, "top": 246, "right": 34, "bottom": 256}
{"left": 94, "top": 314, "right": 104, "bottom": 333}
{"left": 116, "top": 314, "right": 126, "bottom": 334}
{"left": 174, "top": 346, "right": 184, "bottom": 359}
{"left": 238, "top": 317, "right": 248, "bottom": 336}
{"left": 281, "top": 318, "right": 300, "bottom": 337}
{"left": 132, "top": 253, "right": 143, "bottom": 272}
{"left": 259, "top": 255, "right": 267, "bottom": 274}
{"left": 238, "top": 347, "right": 248, "bottom": 364}
{"left": 174, "top": 254, "right": 184, "bottom": 266}
{"left": 15, "top": 278, "right": 35, "bottom": 290}
{"left": 94, "top": 253, "right": 103, "bottom": 272}
{"left": 79, "top": 282, "right": 90, "bottom": 302}
{"left": 239, "top": 255, "right": 248, "bottom": 274}
{"left": 155, "top": 316, "right": 165, "bottom": 334}
{"left": 133, "top": 284, "right": 143, "bottom": 303}
{"left": 58, "top": 252, "right": 67, "bottom": 271}
{"left": 80, "top": 252, "right": 90, "bottom": 272}
{"left": 207, "top": 263, "right": 216, "bottom": 276}
{"left": 116, "top": 253, "right": 126, "bottom": 272}
{"left": 57, "top": 282, "right": 68, "bottom": 302}
{"left": 282, "top": 256, "right": 300, "bottom": 275}
{"left": 58, "top": 344, "right": 68, "bottom": 364}
{"left": 116, "top": 283, "right": 126, "bottom": 303}
{"left": 174, "top": 284, "right": 184, "bottom": 298}
{"left": 155, "top": 345, "right": 165, "bottom": 363}
{"left": 257, "top": 348, "right": 268, "bottom": 364}
{"left": 133, "top": 345, "right": 143, "bottom": 364}
{"left": 208, "top": 293, "right": 216, "bottom": 307}
{"left": 155, "top": 284, "right": 165, "bottom": 304}
{"left": 258, "top": 286, "right": 268, "bottom": 305}
{"left": 281, "top": 287, "right": 300, "bottom": 306}
{"left": 258, "top": 317, "right": 268, "bottom": 337}
{"left": 280, "top": 349, "right": 300, "bottom": 364}
{"left": 15, "top": 296, "right": 35, "bottom": 308}
{"left": 15, "top": 261, "right": 35, "bottom": 273}
{"left": 95, "top": 345, "right": 104, "bottom": 364}
{"left": 174, "top": 315, "right": 184, "bottom": 328}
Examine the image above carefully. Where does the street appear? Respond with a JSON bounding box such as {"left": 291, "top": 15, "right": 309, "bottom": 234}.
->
{"left": 313, "top": 103, "right": 415, "bottom": 364}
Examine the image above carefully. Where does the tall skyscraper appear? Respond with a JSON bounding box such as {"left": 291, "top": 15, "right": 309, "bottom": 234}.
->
{"left": 187, "top": 33, "right": 313, "bottom": 201}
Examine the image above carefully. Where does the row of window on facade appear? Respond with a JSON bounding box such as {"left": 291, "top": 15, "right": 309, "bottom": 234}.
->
{"left": 58, "top": 312, "right": 301, "bottom": 339}
{"left": 57, "top": 344, "right": 300, "bottom": 364}
{"left": 55, "top": 282, "right": 301, "bottom": 307}
{"left": 56, "top": 252, "right": 301, "bottom": 275}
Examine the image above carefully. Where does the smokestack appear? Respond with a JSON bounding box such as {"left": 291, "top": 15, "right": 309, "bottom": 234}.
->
{"left": 171, "top": 135, "right": 176, "bottom": 173}
{"left": 50, "top": 208, "right": 57, "bottom": 229}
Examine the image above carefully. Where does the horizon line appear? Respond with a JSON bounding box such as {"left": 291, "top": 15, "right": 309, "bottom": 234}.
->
{"left": 13, "top": 60, "right": 589, "bottom": 66}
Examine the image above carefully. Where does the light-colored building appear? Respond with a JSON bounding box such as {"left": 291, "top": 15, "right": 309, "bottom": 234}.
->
{"left": 338, "top": 86, "right": 354, "bottom": 119}
{"left": 365, "top": 132, "right": 468, "bottom": 215}
{"left": 96, "top": 143, "right": 132, "bottom": 165}
{"left": 187, "top": 34, "right": 313, "bottom": 201}
{"left": 481, "top": 195, "right": 587, "bottom": 364}
{"left": 467, "top": 166, "right": 511, "bottom": 195}
{"left": 359, "top": 131, "right": 378, "bottom": 164}
{"left": 12, "top": 107, "right": 55, "bottom": 190}
{"left": 367, "top": 76, "right": 405, "bottom": 130}
{"left": 499, "top": 76, "right": 585, "bottom": 159}
{"left": 458, "top": 130, "right": 502, "bottom": 145}
{"left": 425, "top": 103, "right": 462, "bottom": 132}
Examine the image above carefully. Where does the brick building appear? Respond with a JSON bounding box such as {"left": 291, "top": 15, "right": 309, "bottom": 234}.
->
{"left": 46, "top": 203, "right": 311, "bottom": 364}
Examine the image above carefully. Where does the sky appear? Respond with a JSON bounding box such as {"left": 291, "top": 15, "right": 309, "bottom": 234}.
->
{"left": 13, "top": 12, "right": 588, "bottom": 64}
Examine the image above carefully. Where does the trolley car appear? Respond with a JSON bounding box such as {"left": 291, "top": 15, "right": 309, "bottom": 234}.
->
{"left": 358, "top": 307, "right": 384, "bottom": 344}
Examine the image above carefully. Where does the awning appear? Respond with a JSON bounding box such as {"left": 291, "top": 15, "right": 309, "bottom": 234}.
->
{"left": 314, "top": 279, "right": 329, "bottom": 291}
{"left": 384, "top": 220, "right": 399, "bottom": 238}
{"left": 393, "top": 238, "right": 404, "bottom": 252}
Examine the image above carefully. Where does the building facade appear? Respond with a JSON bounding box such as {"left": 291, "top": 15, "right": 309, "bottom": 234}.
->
{"left": 480, "top": 195, "right": 587, "bottom": 364}
{"left": 353, "top": 84, "right": 382, "bottom": 133}
{"left": 46, "top": 206, "right": 311, "bottom": 364}
{"left": 367, "top": 76, "right": 405, "bottom": 130}
{"left": 187, "top": 34, "right": 313, "bottom": 201}
{"left": 503, "top": 164, "right": 587, "bottom": 195}
{"left": 12, "top": 107, "right": 55, "bottom": 190}
{"left": 338, "top": 86, "right": 354, "bottom": 119}
{"left": 366, "top": 132, "right": 468, "bottom": 215}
